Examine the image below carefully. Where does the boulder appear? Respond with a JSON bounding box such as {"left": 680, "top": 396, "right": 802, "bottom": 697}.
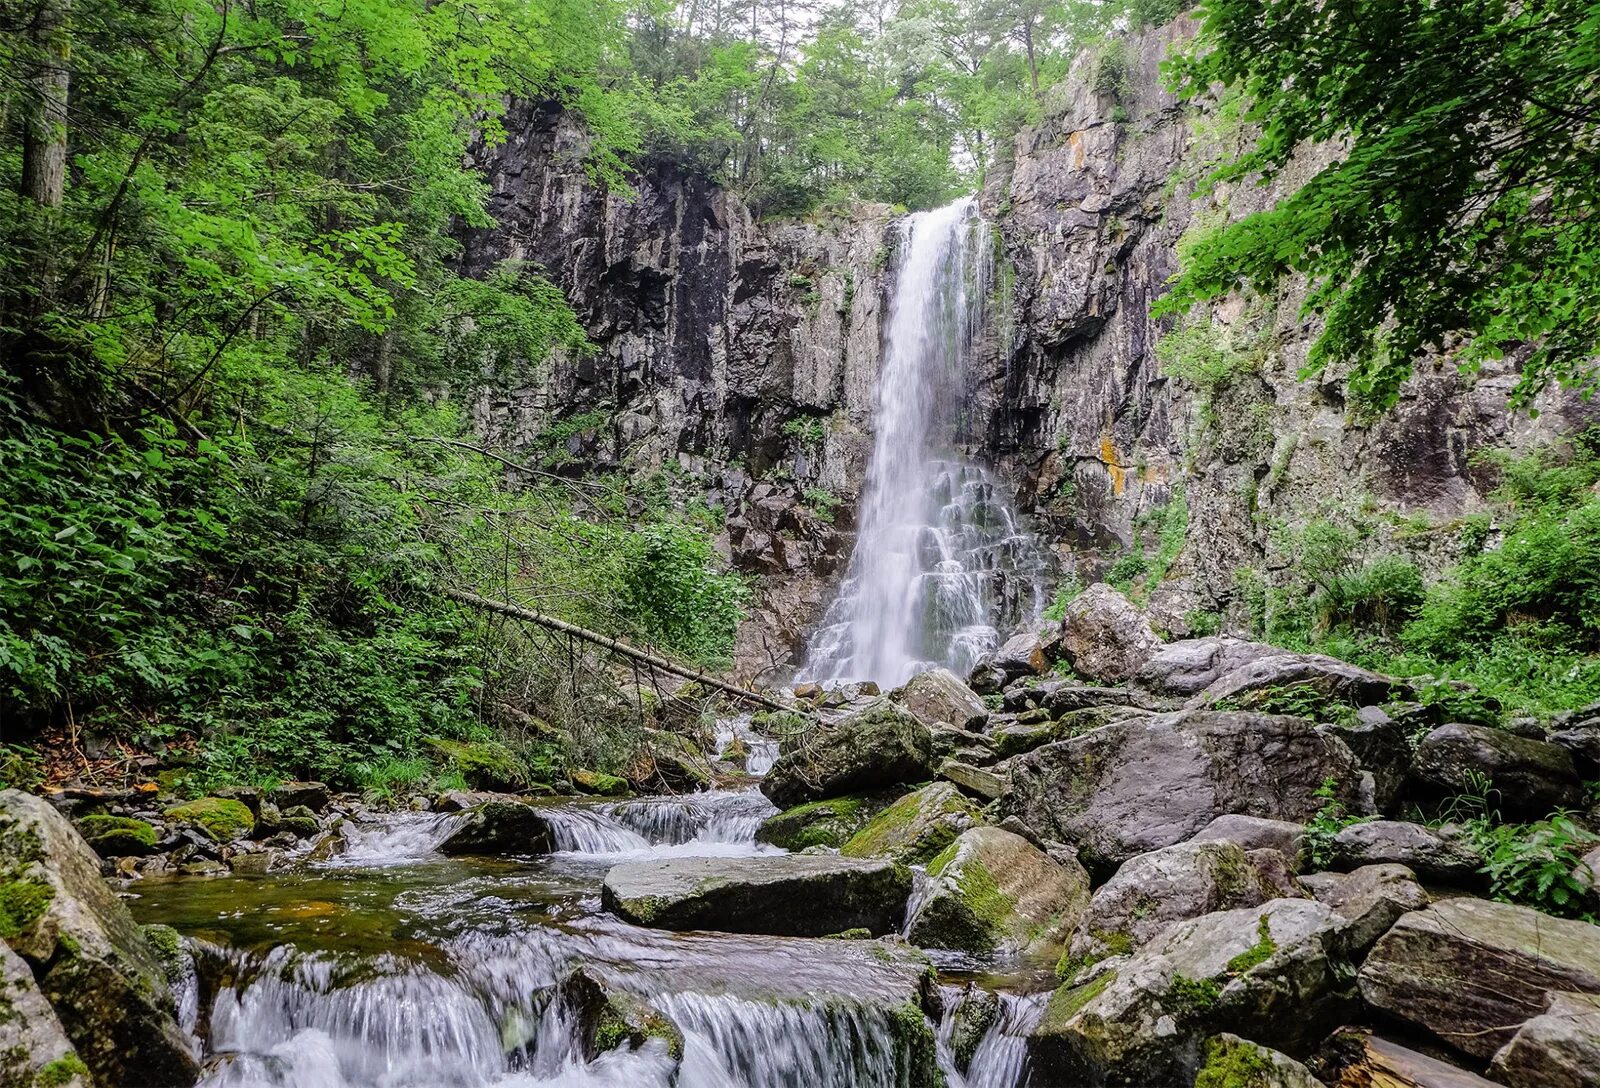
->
{"left": 1041, "top": 684, "right": 1157, "bottom": 715}
{"left": 1550, "top": 707, "right": 1600, "bottom": 774}
{"left": 905, "top": 827, "right": 1090, "bottom": 957}
{"left": 761, "top": 699, "right": 936, "bottom": 808}
{"left": 434, "top": 789, "right": 519, "bottom": 812}
{"left": 1137, "top": 638, "right": 1282, "bottom": 697}
{"left": 1059, "top": 584, "right": 1163, "bottom": 683}
{"left": 992, "top": 632, "right": 1049, "bottom": 680}
{"left": 755, "top": 791, "right": 899, "bottom": 850}
{"left": 74, "top": 814, "right": 159, "bottom": 857}
{"left": 1332, "top": 821, "right": 1484, "bottom": 883}
{"left": 1577, "top": 845, "right": 1600, "bottom": 902}
{"left": 839, "top": 782, "right": 981, "bottom": 865}
{"left": 0, "top": 942, "right": 91, "bottom": 1088}
{"left": 1186, "top": 651, "right": 1403, "bottom": 711}
{"left": 895, "top": 667, "right": 989, "bottom": 731}
{"left": 1065, "top": 841, "right": 1291, "bottom": 969}
{"left": 1411, "top": 723, "right": 1583, "bottom": 816}
{"left": 1192, "top": 815, "right": 1307, "bottom": 859}
{"left": 1193, "top": 1033, "right": 1321, "bottom": 1088}
{"left": 0, "top": 789, "right": 199, "bottom": 1087}
{"left": 270, "top": 780, "right": 331, "bottom": 812}
{"left": 601, "top": 854, "right": 911, "bottom": 937}
{"left": 967, "top": 661, "right": 1009, "bottom": 695}
{"left": 938, "top": 760, "right": 1006, "bottom": 801}
{"left": 437, "top": 801, "right": 558, "bottom": 855}
{"left": 1298, "top": 864, "right": 1429, "bottom": 953}
{"left": 1321, "top": 711, "right": 1413, "bottom": 813}
{"left": 572, "top": 769, "right": 630, "bottom": 796}
{"left": 1033, "top": 898, "right": 1358, "bottom": 1086}
{"left": 561, "top": 966, "right": 684, "bottom": 1063}
{"left": 1490, "top": 990, "right": 1600, "bottom": 1088}
{"left": 162, "top": 796, "right": 255, "bottom": 842}
{"left": 1005, "top": 711, "right": 1363, "bottom": 875}
{"left": 1359, "top": 897, "right": 1600, "bottom": 1059}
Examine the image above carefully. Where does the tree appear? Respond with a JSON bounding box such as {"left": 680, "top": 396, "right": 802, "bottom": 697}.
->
{"left": 1156, "top": 0, "right": 1600, "bottom": 412}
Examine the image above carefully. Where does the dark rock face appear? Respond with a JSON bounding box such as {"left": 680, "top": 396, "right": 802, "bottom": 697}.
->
{"left": 1004, "top": 711, "right": 1362, "bottom": 874}
{"left": 600, "top": 854, "right": 912, "bottom": 936}
{"left": 0, "top": 789, "right": 198, "bottom": 1087}
{"left": 437, "top": 801, "right": 558, "bottom": 855}
{"left": 761, "top": 699, "right": 936, "bottom": 808}
{"left": 1411, "top": 722, "right": 1584, "bottom": 816}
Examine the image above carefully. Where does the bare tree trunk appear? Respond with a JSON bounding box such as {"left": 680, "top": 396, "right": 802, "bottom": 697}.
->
{"left": 20, "top": 0, "right": 71, "bottom": 211}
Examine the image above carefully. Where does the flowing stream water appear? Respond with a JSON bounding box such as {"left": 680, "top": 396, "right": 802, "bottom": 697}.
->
{"left": 127, "top": 197, "right": 1054, "bottom": 1087}
{"left": 798, "top": 197, "right": 1045, "bottom": 689}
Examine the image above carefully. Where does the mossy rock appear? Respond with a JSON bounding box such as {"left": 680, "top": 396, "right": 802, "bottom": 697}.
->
{"left": 0, "top": 876, "right": 53, "bottom": 941}
{"left": 75, "top": 815, "right": 158, "bottom": 857}
{"left": 563, "top": 967, "right": 684, "bottom": 1061}
{"left": 885, "top": 999, "right": 941, "bottom": 1088}
{"left": 839, "top": 782, "right": 979, "bottom": 864}
{"left": 139, "top": 924, "right": 185, "bottom": 986}
{"left": 1194, "top": 1033, "right": 1321, "bottom": 1088}
{"left": 427, "top": 738, "right": 533, "bottom": 792}
{"left": 163, "top": 797, "right": 255, "bottom": 842}
{"left": 755, "top": 791, "right": 899, "bottom": 850}
{"left": 571, "top": 769, "right": 629, "bottom": 797}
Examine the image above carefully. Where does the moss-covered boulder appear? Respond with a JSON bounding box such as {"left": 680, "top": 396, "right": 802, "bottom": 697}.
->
{"left": 627, "top": 729, "right": 712, "bottom": 793}
{"left": 0, "top": 789, "right": 199, "bottom": 1087}
{"left": 572, "top": 769, "right": 630, "bottom": 797}
{"left": 1, "top": 941, "right": 92, "bottom": 1088}
{"left": 839, "top": 782, "right": 980, "bottom": 865}
{"left": 761, "top": 699, "right": 936, "bottom": 808}
{"left": 1193, "top": 1033, "right": 1321, "bottom": 1088}
{"left": 562, "top": 966, "right": 684, "bottom": 1062}
{"left": 437, "top": 801, "right": 559, "bottom": 855}
{"left": 906, "top": 827, "right": 1090, "bottom": 959}
{"left": 74, "top": 814, "right": 158, "bottom": 857}
{"left": 755, "top": 791, "right": 900, "bottom": 850}
{"left": 163, "top": 796, "right": 255, "bottom": 842}
{"left": 601, "top": 854, "right": 912, "bottom": 937}
{"left": 428, "top": 738, "right": 532, "bottom": 792}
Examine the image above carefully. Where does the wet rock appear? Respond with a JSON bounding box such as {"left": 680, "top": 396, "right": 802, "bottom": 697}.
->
{"left": 1411, "top": 723, "right": 1583, "bottom": 817}
{"left": 1191, "top": 814, "right": 1307, "bottom": 859}
{"left": 1315, "top": 1030, "right": 1500, "bottom": 1088}
{"left": 938, "top": 760, "right": 1006, "bottom": 801}
{"left": 1359, "top": 897, "right": 1600, "bottom": 1059}
{"left": 895, "top": 667, "right": 989, "bottom": 731}
{"left": 276, "top": 806, "right": 322, "bottom": 839}
{"left": 1033, "top": 898, "right": 1358, "bottom": 1086}
{"left": 1066, "top": 841, "right": 1291, "bottom": 968}
{"left": 437, "top": 801, "right": 558, "bottom": 855}
{"left": 562, "top": 966, "right": 685, "bottom": 1063}
{"left": 0, "top": 789, "right": 199, "bottom": 1087}
{"left": 270, "top": 780, "right": 330, "bottom": 812}
{"left": 1194, "top": 1033, "right": 1321, "bottom": 1088}
{"left": 1059, "top": 583, "right": 1163, "bottom": 683}
{"left": 74, "top": 814, "right": 159, "bottom": 857}
{"left": 755, "top": 791, "right": 899, "bottom": 850}
{"left": 1005, "top": 710, "right": 1362, "bottom": 875}
{"left": 1332, "top": 821, "right": 1484, "bottom": 883}
{"left": 991, "top": 632, "right": 1049, "bottom": 681}
{"left": 163, "top": 796, "right": 255, "bottom": 842}
{"left": 792, "top": 681, "right": 823, "bottom": 700}
{"left": 434, "top": 789, "right": 517, "bottom": 812}
{"left": 941, "top": 987, "right": 1000, "bottom": 1073}
{"left": 839, "top": 782, "right": 981, "bottom": 865}
{"left": 0, "top": 941, "right": 91, "bottom": 1088}
{"left": 1298, "top": 864, "right": 1429, "bottom": 953}
{"left": 1490, "top": 990, "right": 1600, "bottom": 1088}
{"left": 601, "top": 854, "right": 912, "bottom": 937}
{"left": 906, "top": 827, "right": 1090, "bottom": 957}
{"left": 227, "top": 849, "right": 281, "bottom": 875}
{"left": 761, "top": 698, "right": 936, "bottom": 808}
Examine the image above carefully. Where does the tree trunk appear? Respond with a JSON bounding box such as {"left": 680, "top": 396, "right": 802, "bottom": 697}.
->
{"left": 20, "top": 0, "right": 72, "bottom": 211}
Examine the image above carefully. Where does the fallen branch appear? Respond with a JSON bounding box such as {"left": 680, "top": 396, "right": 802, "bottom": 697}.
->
{"left": 439, "top": 586, "right": 794, "bottom": 713}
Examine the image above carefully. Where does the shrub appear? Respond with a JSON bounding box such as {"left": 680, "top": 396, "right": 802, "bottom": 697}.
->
{"left": 1301, "top": 778, "right": 1372, "bottom": 870}
{"left": 1467, "top": 814, "right": 1598, "bottom": 920}
{"left": 1315, "top": 555, "right": 1425, "bottom": 636}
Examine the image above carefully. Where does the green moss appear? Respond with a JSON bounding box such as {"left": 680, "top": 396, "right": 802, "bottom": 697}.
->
{"left": 0, "top": 878, "right": 52, "bottom": 939}
{"left": 825, "top": 927, "right": 872, "bottom": 940}
{"left": 947, "top": 994, "right": 998, "bottom": 1071}
{"left": 1193, "top": 1034, "right": 1281, "bottom": 1088}
{"left": 592, "top": 992, "right": 684, "bottom": 1061}
{"left": 885, "top": 1000, "right": 941, "bottom": 1088}
{"left": 77, "top": 815, "right": 158, "bottom": 846}
{"left": 571, "top": 769, "right": 629, "bottom": 796}
{"left": 141, "top": 923, "right": 185, "bottom": 984}
{"left": 1167, "top": 973, "right": 1224, "bottom": 1016}
{"left": 163, "top": 797, "right": 255, "bottom": 842}
{"left": 427, "top": 738, "right": 532, "bottom": 791}
{"left": 35, "top": 1053, "right": 90, "bottom": 1087}
{"left": 840, "top": 784, "right": 972, "bottom": 864}
{"left": 1224, "top": 915, "right": 1278, "bottom": 976}
{"left": 1043, "top": 971, "right": 1113, "bottom": 1029}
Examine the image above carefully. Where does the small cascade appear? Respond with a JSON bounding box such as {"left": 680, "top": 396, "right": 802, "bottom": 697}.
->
{"left": 541, "top": 807, "right": 652, "bottom": 854}
{"left": 712, "top": 714, "right": 780, "bottom": 777}
{"left": 598, "top": 790, "right": 779, "bottom": 857}
{"left": 936, "top": 988, "right": 1047, "bottom": 1088}
{"left": 797, "top": 197, "right": 1045, "bottom": 689}
{"left": 326, "top": 812, "right": 459, "bottom": 867}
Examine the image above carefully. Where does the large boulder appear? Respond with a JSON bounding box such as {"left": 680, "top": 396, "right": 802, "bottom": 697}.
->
{"left": 895, "top": 668, "right": 989, "bottom": 731}
{"left": 1411, "top": 723, "right": 1584, "bottom": 817}
{"left": 1331, "top": 820, "right": 1484, "bottom": 883}
{"left": 0, "top": 942, "right": 91, "bottom": 1088}
{"left": 0, "top": 789, "right": 198, "bottom": 1087}
{"left": 905, "top": 827, "right": 1090, "bottom": 957}
{"left": 992, "top": 632, "right": 1049, "bottom": 681}
{"left": 1359, "top": 897, "right": 1600, "bottom": 1059}
{"left": 1321, "top": 710, "right": 1413, "bottom": 813}
{"left": 1137, "top": 638, "right": 1282, "bottom": 697}
{"left": 1065, "top": 841, "right": 1293, "bottom": 969}
{"left": 1005, "top": 711, "right": 1363, "bottom": 875}
{"left": 1490, "top": 991, "right": 1600, "bottom": 1088}
{"left": 1185, "top": 651, "right": 1403, "bottom": 711}
{"left": 1191, "top": 814, "right": 1307, "bottom": 859}
{"left": 1033, "top": 898, "right": 1359, "bottom": 1086}
{"left": 1318, "top": 1031, "right": 1501, "bottom": 1088}
{"left": 1059, "top": 584, "right": 1163, "bottom": 683}
{"left": 601, "top": 854, "right": 911, "bottom": 937}
{"left": 437, "top": 801, "right": 559, "bottom": 855}
{"left": 1297, "top": 864, "right": 1429, "bottom": 953}
{"left": 1193, "top": 1034, "right": 1321, "bottom": 1088}
{"left": 761, "top": 699, "right": 936, "bottom": 808}
{"left": 755, "top": 791, "right": 899, "bottom": 850}
{"left": 839, "top": 782, "right": 981, "bottom": 865}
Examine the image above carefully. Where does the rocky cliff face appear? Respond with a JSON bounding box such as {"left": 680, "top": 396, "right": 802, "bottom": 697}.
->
{"left": 463, "top": 29, "right": 1597, "bottom": 679}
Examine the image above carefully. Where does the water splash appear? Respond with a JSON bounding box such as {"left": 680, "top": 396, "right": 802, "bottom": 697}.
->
{"left": 936, "top": 987, "right": 1046, "bottom": 1088}
{"left": 326, "top": 813, "right": 460, "bottom": 867}
{"left": 798, "top": 197, "right": 1044, "bottom": 688}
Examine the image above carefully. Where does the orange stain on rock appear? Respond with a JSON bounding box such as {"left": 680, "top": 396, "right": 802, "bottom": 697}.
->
{"left": 1099, "top": 433, "right": 1126, "bottom": 495}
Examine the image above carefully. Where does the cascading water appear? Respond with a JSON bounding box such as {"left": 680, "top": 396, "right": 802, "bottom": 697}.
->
{"left": 798, "top": 197, "right": 1045, "bottom": 688}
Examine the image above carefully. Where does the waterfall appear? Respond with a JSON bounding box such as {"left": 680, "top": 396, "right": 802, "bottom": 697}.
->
{"left": 798, "top": 196, "right": 1044, "bottom": 689}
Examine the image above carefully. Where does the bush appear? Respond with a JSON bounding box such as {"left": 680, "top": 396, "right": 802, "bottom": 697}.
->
{"left": 619, "top": 523, "right": 747, "bottom": 666}
{"left": 1467, "top": 814, "right": 1598, "bottom": 920}
{"left": 1315, "top": 555, "right": 1425, "bottom": 636}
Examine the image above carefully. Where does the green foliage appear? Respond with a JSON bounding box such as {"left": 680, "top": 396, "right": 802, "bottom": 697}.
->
{"left": 1042, "top": 578, "right": 1084, "bottom": 622}
{"left": 1223, "top": 914, "right": 1278, "bottom": 976}
{"left": 784, "top": 416, "right": 827, "bottom": 449}
{"left": 619, "top": 523, "right": 747, "bottom": 666}
{"left": 1315, "top": 556, "right": 1425, "bottom": 638}
{"left": 1301, "top": 778, "right": 1371, "bottom": 870}
{"left": 1159, "top": 0, "right": 1600, "bottom": 411}
{"left": 802, "top": 488, "right": 843, "bottom": 524}
{"left": 1467, "top": 814, "right": 1599, "bottom": 920}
